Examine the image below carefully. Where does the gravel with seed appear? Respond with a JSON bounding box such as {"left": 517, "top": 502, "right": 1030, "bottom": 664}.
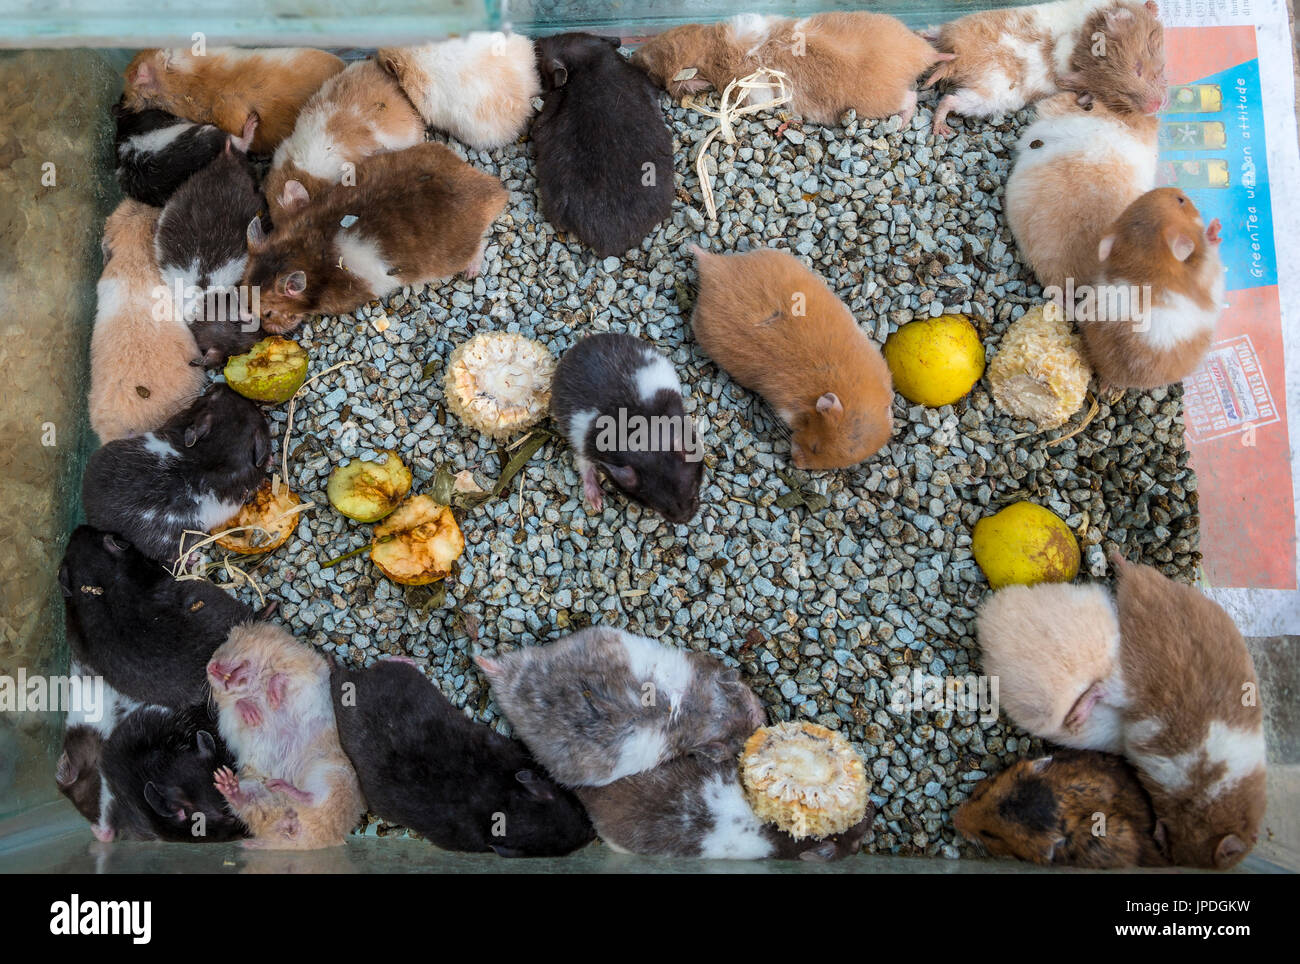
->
{"left": 217, "top": 83, "right": 1200, "bottom": 858}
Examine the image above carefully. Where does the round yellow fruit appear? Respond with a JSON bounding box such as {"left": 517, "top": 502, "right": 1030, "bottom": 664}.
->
{"left": 972, "top": 502, "right": 1080, "bottom": 589}
{"left": 883, "top": 314, "right": 986, "bottom": 407}
{"left": 223, "top": 337, "right": 309, "bottom": 404}
{"left": 327, "top": 452, "right": 412, "bottom": 523}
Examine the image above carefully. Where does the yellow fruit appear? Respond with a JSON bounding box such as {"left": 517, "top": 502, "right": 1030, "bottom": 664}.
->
{"left": 370, "top": 495, "right": 465, "bottom": 585}
{"left": 213, "top": 480, "right": 302, "bottom": 554}
{"left": 223, "top": 337, "right": 309, "bottom": 404}
{"left": 972, "top": 502, "right": 1080, "bottom": 589}
{"left": 883, "top": 314, "right": 986, "bottom": 407}
{"left": 327, "top": 452, "right": 412, "bottom": 523}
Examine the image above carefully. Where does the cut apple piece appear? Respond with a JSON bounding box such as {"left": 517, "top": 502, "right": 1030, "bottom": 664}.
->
{"left": 370, "top": 495, "right": 465, "bottom": 586}
{"left": 213, "top": 480, "right": 302, "bottom": 554}
{"left": 327, "top": 452, "right": 412, "bottom": 523}
{"left": 223, "top": 336, "right": 309, "bottom": 404}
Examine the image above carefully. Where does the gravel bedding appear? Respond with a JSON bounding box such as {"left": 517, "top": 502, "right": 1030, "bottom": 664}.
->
{"left": 215, "top": 84, "right": 1200, "bottom": 858}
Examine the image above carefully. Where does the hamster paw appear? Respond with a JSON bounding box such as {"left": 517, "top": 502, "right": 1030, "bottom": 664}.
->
{"left": 265, "top": 779, "right": 314, "bottom": 805}
{"left": 266, "top": 672, "right": 289, "bottom": 711}
{"left": 1206, "top": 218, "right": 1222, "bottom": 244}
{"left": 581, "top": 467, "right": 604, "bottom": 512}
{"left": 213, "top": 766, "right": 247, "bottom": 806}
{"left": 236, "top": 698, "right": 262, "bottom": 728}
{"left": 463, "top": 240, "right": 486, "bottom": 279}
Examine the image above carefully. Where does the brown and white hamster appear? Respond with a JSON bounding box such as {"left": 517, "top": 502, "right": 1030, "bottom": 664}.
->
{"left": 121, "top": 46, "right": 345, "bottom": 153}
{"left": 1108, "top": 552, "right": 1266, "bottom": 870}
{"left": 208, "top": 622, "right": 364, "bottom": 850}
{"left": 476, "top": 625, "right": 765, "bottom": 788}
{"left": 976, "top": 581, "right": 1125, "bottom": 752}
{"left": 691, "top": 246, "right": 893, "bottom": 470}
{"left": 244, "top": 142, "right": 506, "bottom": 334}
{"left": 1081, "top": 188, "right": 1225, "bottom": 389}
{"left": 89, "top": 199, "right": 206, "bottom": 443}
{"left": 263, "top": 58, "right": 427, "bottom": 224}
{"left": 924, "top": 0, "right": 1166, "bottom": 135}
{"left": 954, "top": 750, "right": 1169, "bottom": 868}
{"left": 633, "top": 12, "right": 950, "bottom": 127}
{"left": 578, "top": 753, "right": 874, "bottom": 861}
{"left": 1004, "top": 92, "right": 1158, "bottom": 292}
{"left": 378, "top": 32, "right": 540, "bottom": 150}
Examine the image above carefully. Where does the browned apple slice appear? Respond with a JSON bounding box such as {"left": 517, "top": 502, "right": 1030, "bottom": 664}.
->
{"left": 213, "top": 480, "right": 302, "bottom": 554}
{"left": 370, "top": 495, "right": 465, "bottom": 585}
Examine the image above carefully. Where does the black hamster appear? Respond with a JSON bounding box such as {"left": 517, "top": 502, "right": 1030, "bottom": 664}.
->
{"left": 113, "top": 99, "right": 227, "bottom": 208}
{"left": 477, "top": 625, "right": 764, "bottom": 788}
{"left": 155, "top": 114, "right": 264, "bottom": 367}
{"left": 550, "top": 333, "right": 703, "bottom": 524}
{"left": 81, "top": 385, "right": 271, "bottom": 565}
{"left": 97, "top": 704, "right": 248, "bottom": 843}
{"left": 531, "top": 33, "right": 674, "bottom": 257}
{"left": 331, "top": 659, "right": 595, "bottom": 857}
{"left": 60, "top": 525, "right": 257, "bottom": 708}
{"left": 577, "top": 754, "right": 874, "bottom": 860}
{"left": 55, "top": 657, "right": 146, "bottom": 825}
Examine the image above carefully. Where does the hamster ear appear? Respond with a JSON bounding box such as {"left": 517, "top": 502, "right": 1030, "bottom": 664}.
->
{"left": 130, "top": 61, "right": 157, "bottom": 91}
{"left": 281, "top": 270, "right": 307, "bottom": 298}
{"left": 281, "top": 180, "right": 310, "bottom": 212}
{"left": 601, "top": 462, "right": 638, "bottom": 490}
{"left": 1168, "top": 232, "right": 1196, "bottom": 262}
{"left": 1145, "top": 0, "right": 1159, "bottom": 13}
{"left": 195, "top": 730, "right": 217, "bottom": 759}
{"left": 57, "top": 563, "right": 73, "bottom": 598}
{"left": 816, "top": 392, "right": 843, "bottom": 417}
{"left": 378, "top": 52, "right": 403, "bottom": 77}
{"left": 601, "top": 35, "right": 622, "bottom": 49}
{"left": 183, "top": 410, "right": 214, "bottom": 448}
{"left": 474, "top": 654, "right": 504, "bottom": 678}
{"left": 548, "top": 58, "right": 569, "bottom": 87}
{"left": 1213, "top": 833, "right": 1249, "bottom": 868}
{"left": 103, "top": 532, "right": 129, "bottom": 554}
{"left": 1153, "top": 818, "right": 1170, "bottom": 855}
{"left": 1057, "top": 70, "right": 1085, "bottom": 91}
{"left": 1098, "top": 235, "right": 1116, "bottom": 262}
{"left": 246, "top": 216, "right": 267, "bottom": 249}
{"left": 1043, "top": 835, "right": 1068, "bottom": 864}
{"left": 515, "top": 769, "right": 556, "bottom": 802}
{"left": 143, "top": 782, "right": 181, "bottom": 819}
{"left": 1031, "top": 756, "right": 1053, "bottom": 773}
{"left": 55, "top": 751, "right": 78, "bottom": 787}
{"left": 690, "top": 740, "right": 732, "bottom": 764}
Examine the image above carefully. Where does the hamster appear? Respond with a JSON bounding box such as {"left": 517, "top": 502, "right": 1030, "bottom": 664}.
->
{"left": 59, "top": 525, "right": 257, "bottom": 708}
{"left": 531, "top": 33, "right": 673, "bottom": 258}
{"left": 632, "top": 12, "right": 950, "bottom": 127}
{"left": 81, "top": 385, "right": 271, "bottom": 565}
{"left": 550, "top": 333, "right": 703, "bottom": 524}
{"left": 378, "top": 33, "right": 540, "bottom": 150}
{"left": 1107, "top": 552, "right": 1266, "bottom": 870}
{"left": 263, "top": 59, "right": 427, "bottom": 224}
{"left": 1080, "top": 188, "right": 1225, "bottom": 389}
{"left": 244, "top": 142, "right": 507, "bottom": 334}
{"left": 112, "top": 100, "right": 227, "bottom": 207}
{"left": 331, "top": 659, "right": 594, "bottom": 857}
{"left": 89, "top": 199, "right": 206, "bottom": 444}
{"left": 1004, "top": 92, "right": 1158, "bottom": 291}
{"left": 977, "top": 556, "right": 1267, "bottom": 869}
{"left": 923, "top": 0, "right": 1166, "bottom": 136}
{"left": 154, "top": 114, "right": 264, "bottom": 366}
{"left": 578, "top": 754, "right": 874, "bottom": 860}
{"left": 476, "top": 626, "right": 765, "bottom": 788}
{"left": 954, "top": 750, "right": 1169, "bottom": 868}
{"left": 691, "top": 246, "right": 893, "bottom": 470}
{"left": 55, "top": 656, "right": 146, "bottom": 824}
{"left": 976, "top": 581, "right": 1125, "bottom": 752}
{"left": 122, "top": 46, "right": 346, "bottom": 153}
{"left": 208, "top": 622, "right": 364, "bottom": 850}
{"left": 96, "top": 704, "right": 248, "bottom": 843}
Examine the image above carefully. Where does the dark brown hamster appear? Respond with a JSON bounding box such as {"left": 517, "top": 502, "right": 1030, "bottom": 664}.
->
{"left": 954, "top": 750, "right": 1169, "bottom": 868}
{"left": 550, "top": 333, "right": 703, "bottom": 524}
{"left": 81, "top": 385, "right": 271, "bottom": 564}
{"left": 331, "top": 659, "right": 594, "bottom": 857}
{"left": 532, "top": 33, "right": 674, "bottom": 257}
{"left": 59, "top": 525, "right": 257, "bottom": 708}
{"left": 577, "top": 753, "right": 874, "bottom": 860}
